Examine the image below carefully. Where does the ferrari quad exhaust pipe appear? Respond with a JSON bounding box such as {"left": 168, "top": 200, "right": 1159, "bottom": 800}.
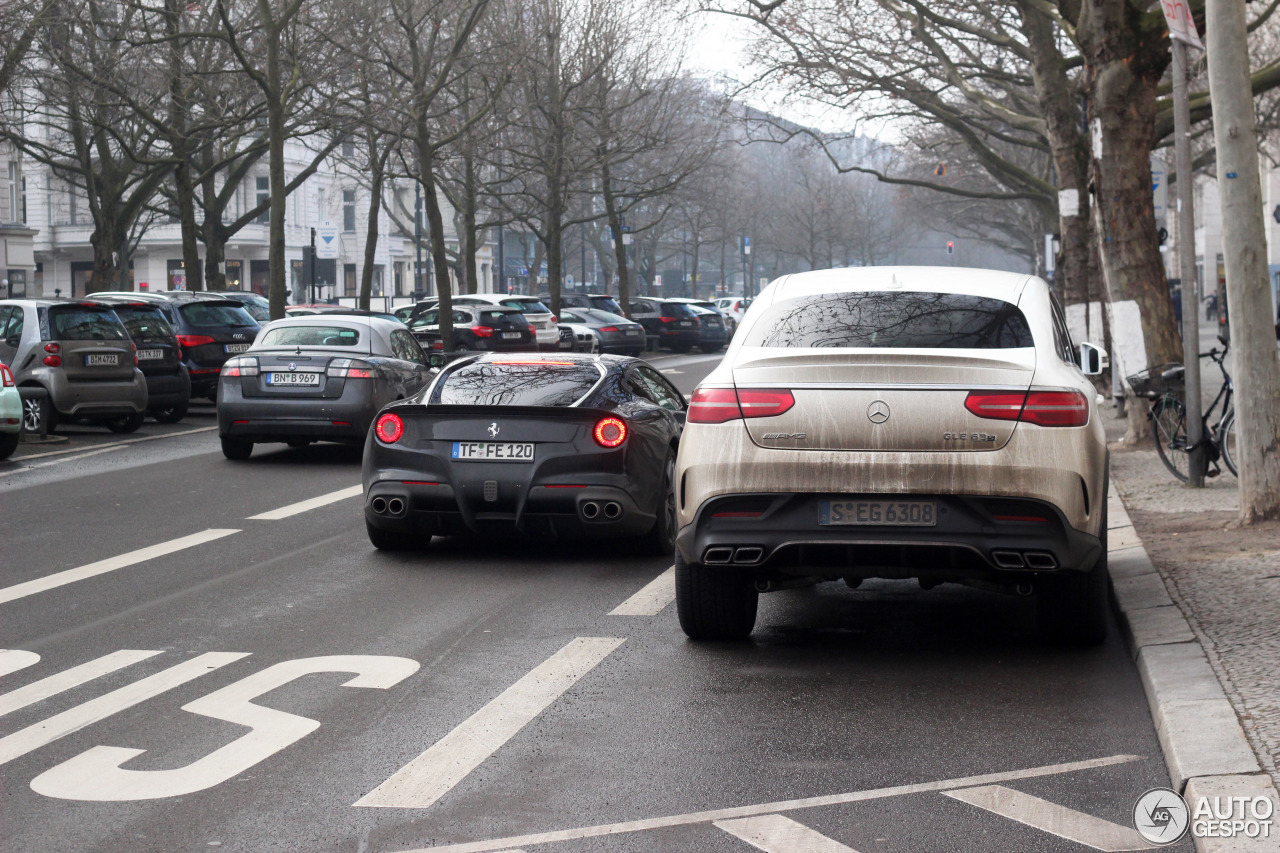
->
{"left": 370, "top": 496, "right": 405, "bottom": 516}
{"left": 602, "top": 501, "right": 622, "bottom": 520}
{"left": 386, "top": 498, "right": 405, "bottom": 516}
{"left": 371, "top": 497, "right": 388, "bottom": 514}
{"left": 581, "top": 501, "right": 601, "bottom": 520}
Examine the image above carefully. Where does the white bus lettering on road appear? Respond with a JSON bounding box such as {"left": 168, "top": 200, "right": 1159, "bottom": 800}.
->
{"left": 29, "top": 655, "right": 419, "bottom": 801}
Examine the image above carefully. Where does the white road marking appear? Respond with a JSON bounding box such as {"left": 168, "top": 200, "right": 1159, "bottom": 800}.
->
{"left": 0, "top": 652, "right": 248, "bottom": 766}
{"left": 247, "top": 485, "right": 364, "bottom": 520}
{"left": 715, "top": 814, "right": 861, "bottom": 852}
{"left": 30, "top": 655, "right": 420, "bottom": 801}
{"left": 0, "top": 649, "right": 41, "bottom": 677}
{"left": 0, "top": 529, "right": 241, "bottom": 605}
{"left": 26, "top": 445, "right": 124, "bottom": 469}
{"left": 944, "top": 785, "right": 1154, "bottom": 851}
{"left": 8, "top": 426, "right": 218, "bottom": 462}
{"left": 609, "top": 567, "right": 675, "bottom": 616}
{"left": 389, "top": 754, "right": 1143, "bottom": 853}
{"left": 357, "top": 637, "right": 625, "bottom": 809}
{"left": 0, "top": 650, "right": 162, "bottom": 717}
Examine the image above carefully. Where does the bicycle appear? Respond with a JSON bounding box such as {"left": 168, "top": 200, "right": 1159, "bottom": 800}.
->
{"left": 1128, "top": 345, "right": 1237, "bottom": 482}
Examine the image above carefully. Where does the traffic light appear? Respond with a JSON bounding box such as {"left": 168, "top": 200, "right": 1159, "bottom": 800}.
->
{"left": 946, "top": 241, "right": 954, "bottom": 255}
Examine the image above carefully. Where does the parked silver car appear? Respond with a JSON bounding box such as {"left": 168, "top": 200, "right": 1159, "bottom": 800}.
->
{"left": 676, "top": 268, "right": 1108, "bottom": 644}
{"left": 0, "top": 299, "right": 149, "bottom": 434}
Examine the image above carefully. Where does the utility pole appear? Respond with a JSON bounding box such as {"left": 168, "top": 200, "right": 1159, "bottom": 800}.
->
{"left": 1205, "top": 0, "right": 1280, "bottom": 521}
{"left": 309, "top": 226, "right": 317, "bottom": 304}
{"left": 1166, "top": 4, "right": 1206, "bottom": 487}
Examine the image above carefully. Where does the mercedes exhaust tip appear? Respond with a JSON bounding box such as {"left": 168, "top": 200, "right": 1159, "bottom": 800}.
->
{"left": 581, "top": 501, "right": 601, "bottom": 520}
{"left": 991, "top": 550, "right": 1026, "bottom": 569}
{"left": 703, "top": 546, "right": 734, "bottom": 564}
{"left": 732, "top": 546, "right": 763, "bottom": 564}
{"left": 1024, "top": 552, "right": 1058, "bottom": 570}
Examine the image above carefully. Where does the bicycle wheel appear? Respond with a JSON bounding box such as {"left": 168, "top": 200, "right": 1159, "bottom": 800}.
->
{"left": 1220, "top": 410, "right": 1238, "bottom": 477}
{"left": 1151, "top": 395, "right": 1189, "bottom": 482}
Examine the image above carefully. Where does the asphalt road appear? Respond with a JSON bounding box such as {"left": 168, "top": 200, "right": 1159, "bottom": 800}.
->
{"left": 0, "top": 349, "right": 1190, "bottom": 853}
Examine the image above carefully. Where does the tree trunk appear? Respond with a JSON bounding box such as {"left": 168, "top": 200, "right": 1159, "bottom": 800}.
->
{"left": 166, "top": 0, "right": 202, "bottom": 291}
{"left": 602, "top": 170, "right": 630, "bottom": 317}
{"left": 462, "top": 151, "right": 479, "bottom": 294}
{"left": 544, "top": 167, "right": 564, "bottom": 317}
{"left": 1206, "top": 0, "right": 1280, "bottom": 522}
{"left": 88, "top": 224, "right": 122, "bottom": 294}
{"left": 414, "top": 127, "right": 454, "bottom": 351}
{"left": 690, "top": 239, "right": 700, "bottom": 299}
{"left": 358, "top": 146, "right": 387, "bottom": 312}
{"left": 264, "top": 24, "right": 287, "bottom": 320}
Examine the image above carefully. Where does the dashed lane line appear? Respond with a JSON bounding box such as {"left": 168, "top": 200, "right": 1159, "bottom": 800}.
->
{"left": 388, "top": 754, "right": 1143, "bottom": 853}
{"left": 944, "top": 785, "right": 1155, "bottom": 851}
{"left": 0, "top": 652, "right": 249, "bottom": 766}
{"left": 8, "top": 426, "right": 218, "bottom": 463}
{"left": 608, "top": 567, "right": 675, "bottom": 616}
{"left": 0, "top": 650, "right": 162, "bottom": 717}
{"left": 715, "top": 814, "right": 861, "bottom": 853}
{"left": 247, "top": 485, "right": 364, "bottom": 520}
{"left": 0, "top": 529, "right": 241, "bottom": 605}
{"left": 357, "top": 637, "right": 625, "bottom": 810}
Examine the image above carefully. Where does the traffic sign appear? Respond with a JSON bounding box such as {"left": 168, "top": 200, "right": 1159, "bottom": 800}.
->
{"left": 315, "top": 222, "right": 339, "bottom": 259}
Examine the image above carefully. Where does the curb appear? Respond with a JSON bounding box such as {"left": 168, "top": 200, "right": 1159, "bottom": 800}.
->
{"left": 1107, "top": 485, "right": 1280, "bottom": 852}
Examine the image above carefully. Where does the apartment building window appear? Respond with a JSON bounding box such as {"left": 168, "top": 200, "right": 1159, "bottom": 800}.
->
{"left": 341, "top": 138, "right": 356, "bottom": 158}
{"left": 343, "top": 190, "right": 356, "bottom": 232}
{"left": 317, "top": 188, "right": 326, "bottom": 223}
{"left": 7, "top": 162, "right": 17, "bottom": 223}
{"left": 344, "top": 263, "right": 357, "bottom": 296}
{"left": 255, "top": 176, "right": 269, "bottom": 224}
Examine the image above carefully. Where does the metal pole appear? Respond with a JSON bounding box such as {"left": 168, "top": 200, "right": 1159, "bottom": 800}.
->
{"left": 414, "top": 183, "right": 423, "bottom": 297}
{"left": 309, "top": 227, "right": 316, "bottom": 303}
{"left": 1173, "top": 38, "right": 1205, "bottom": 487}
{"left": 497, "top": 224, "right": 505, "bottom": 294}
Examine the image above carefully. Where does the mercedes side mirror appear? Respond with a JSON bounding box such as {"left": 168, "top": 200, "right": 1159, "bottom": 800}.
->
{"left": 1079, "top": 341, "right": 1104, "bottom": 376}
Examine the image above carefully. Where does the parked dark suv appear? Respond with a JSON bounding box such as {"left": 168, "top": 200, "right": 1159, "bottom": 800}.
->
{"left": 96, "top": 293, "right": 260, "bottom": 400}
{"left": 628, "top": 298, "right": 701, "bottom": 352}
{"left": 546, "top": 292, "right": 625, "bottom": 316}
{"left": 406, "top": 305, "right": 536, "bottom": 352}
{"left": 92, "top": 300, "right": 192, "bottom": 422}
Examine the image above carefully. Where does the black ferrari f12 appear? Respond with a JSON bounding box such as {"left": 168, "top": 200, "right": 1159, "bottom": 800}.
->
{"left": 362, "top": 353, "right": 686, "bottom": 552}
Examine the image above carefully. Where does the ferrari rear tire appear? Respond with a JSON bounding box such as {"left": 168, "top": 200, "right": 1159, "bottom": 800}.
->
{"left": 642, "top": 451, "right": 677, "bottom": 555}
{"left": 366, "top": 521, "right": 425, "bottom": 552}
{"left": 675, "top": 551, "right": 758, "bottom": 641}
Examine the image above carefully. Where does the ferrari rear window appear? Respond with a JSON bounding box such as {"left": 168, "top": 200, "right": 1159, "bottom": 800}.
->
{"left": 259, "top": 326, "right": 362, "bottom": 347}
{"left": 743, "top": 291, "right": 1033, "bottom": 349}
{"left": 437, "top": 362, "right": 600, "bottom": 407}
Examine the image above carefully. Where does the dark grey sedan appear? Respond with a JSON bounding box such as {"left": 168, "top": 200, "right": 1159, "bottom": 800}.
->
{"left": 557, "top": 308, "right": 647, "bottom": 356}
{"left": 216, "top": 316, "right": 434, "bottom": 459}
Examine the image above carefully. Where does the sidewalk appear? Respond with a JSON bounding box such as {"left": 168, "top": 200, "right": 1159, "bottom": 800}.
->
{"left": 1103, "top": 400, "right": 1280, "bottom": 849}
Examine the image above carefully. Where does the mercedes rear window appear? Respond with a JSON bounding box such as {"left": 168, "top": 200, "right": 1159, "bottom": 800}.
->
{"left": 498, "top": 299, "right": 550, "bottom": 314}
{"left": 110, "top": 306, "right": 175, "bottom": 341}
{"left": 437, "top": 362, "right": 600, "bottom": 407}
{"left": 179, "top": 302, "right": 257, "bottom": 328}
{"left": 49, "top": 306, "right": 128, "bottom": 341}
{"left": 480, "top": 310, "right": 524, "bottom": 326}
{"left": 743, "top": 291, "right": 1034, "bottom": 349}
{"left": 258, "top": 326, "right": 362, "bottom": 348}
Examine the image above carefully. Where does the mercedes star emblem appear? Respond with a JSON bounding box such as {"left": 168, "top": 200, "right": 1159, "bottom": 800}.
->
{"left": 288, "top": 362, "right": 297, "bottom": 371}
{"left": 867, "top": 400, "right": 891, "bottom": 424}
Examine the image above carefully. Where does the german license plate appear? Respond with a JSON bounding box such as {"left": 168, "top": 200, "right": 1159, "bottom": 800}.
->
{"left": 225, "top": 343, "right": 251, "bottom": 354}
{"left": 625, "top": 329, "right": 640, "bottom": 336}
{"left": 502, "top": 332, "right": 520, "bottom": 339}
{"left": 266, "top": 372, "right": 321, "bottom": 386}
{"left": 85, "top": 354, "right": 119, "bottom": 366}
{"left": 136, "top": 349, "right": 163, "bottom": 360}
{"left": 451, "top": 441, "right": 534, "bottom": 461}
{"left": 819, "top": 500, "right": 937, "bottom": 526}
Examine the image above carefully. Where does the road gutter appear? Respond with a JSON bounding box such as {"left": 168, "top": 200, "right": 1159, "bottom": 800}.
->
{"left": 1107, "top": 483, "right": 1280, "bottom": 852}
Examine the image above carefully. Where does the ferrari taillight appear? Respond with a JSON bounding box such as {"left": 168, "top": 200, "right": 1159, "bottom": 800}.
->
{"left": 375, "top": 412, "right": 404, "bottom": 443}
